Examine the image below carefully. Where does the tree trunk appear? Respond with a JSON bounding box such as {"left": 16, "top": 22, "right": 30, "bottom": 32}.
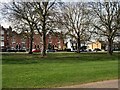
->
{"left": 77, "top": 36, "right": 81, "bottom": 53}
{"left": 29, "top": 36, "right": 33, "bottom": 54}
{"left": 29, "top": 26, "right": 33, "bottom": 54}
{"left": 108, "top": 38, "right": 113, "bottom": 55}
{"left": 42, "top": 15, "right": 47, "bottom": 56}
{"left": 42, "top": 32, "right": 46, "bottom": 56}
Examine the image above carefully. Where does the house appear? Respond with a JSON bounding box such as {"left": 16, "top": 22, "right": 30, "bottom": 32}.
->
{"left": 0, "top": 25, "right": 64, "bottom": 52}
{"left": 87, "top": 39, "right": 120, "bottom": 51}
{"left": 0, "top": 25, "right": 13, "bottom": 51}
{"left": 0, "top": 25, "right": 30, "bottom": 51}
{"left": 33, "top": 32, "right": 64, "bottom": 51}
{"left": 87, "top": 40, "right": 106, "bottom": 51}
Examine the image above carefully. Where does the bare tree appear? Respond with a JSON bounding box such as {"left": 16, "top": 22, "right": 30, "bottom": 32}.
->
{"left": 2, "top": 2, "right": 38, "bottom": 54}
{"left": 2, "top": 1, "right": 58, "bottom": 56}
{"left": 91, "top": 1, "right": 120, "bottom": 55}
{"left": 57, "top": 2, "right": 92, "bottom": 53}
{"left": 32, "top": 1, "right": 57, "bottom": 56}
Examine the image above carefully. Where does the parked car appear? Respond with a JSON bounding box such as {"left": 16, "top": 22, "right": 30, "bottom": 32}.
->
{"left": 32, "top": 49, "right": 41, "bottom": 52}
{"left": 80, "top": 49, "right": 87, "bottom": 52}
{"left": 7, "top": 49, "right": 26, "bottom": 52}
{"left": 71, "top": 50, "right": 77, "bottom": 52}
{"left": 93, "top": 48, "right": 101, "bottom": 52}
{"left": 46, "top": 49, "right": 56, "bottom": 52}
{"left": 87, "top": 49, "right": 92, "bottom": 52}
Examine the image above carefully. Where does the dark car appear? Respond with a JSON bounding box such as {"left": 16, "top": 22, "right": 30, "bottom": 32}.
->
{"left": 80, "top": 49, "right": 87, "bottom": 52}
{"left": 46, "top": 49, "right": 56, "bottom": 52}
{"left": 93, "top": 48, "right": 101, "bottom": 52}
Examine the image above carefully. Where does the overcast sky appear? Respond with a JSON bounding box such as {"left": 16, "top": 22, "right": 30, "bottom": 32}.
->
{"left": 0, "top": 0, "right": 96, "bottom": 2}
{"left": 0, "top": 0, "right": 118, "bottom": 28}
{"left": 0, "top": 2, "right": 11, "bottom": 28}
{"left": 0, "top": 0, "right": 95, "bottom": 28}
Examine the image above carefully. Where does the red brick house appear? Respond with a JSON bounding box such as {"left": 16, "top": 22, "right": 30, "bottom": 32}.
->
{"left": 0, "top": 25, "right": 64, "bottom": 52}
{"left": 32, "top": 32, "right": 64, "bottom": 51}
{"left": 0, "top": 25, "right": 13, "bottom": 51}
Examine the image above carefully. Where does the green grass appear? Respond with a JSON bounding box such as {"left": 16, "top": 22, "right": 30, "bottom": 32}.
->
{"left": 2, "top": 52, "right": 119, "bottom": 88}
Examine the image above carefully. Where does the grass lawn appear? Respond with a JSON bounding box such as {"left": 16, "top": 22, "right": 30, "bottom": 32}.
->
{"left": 2, "top": 52, "right": 119, "bottom": 88}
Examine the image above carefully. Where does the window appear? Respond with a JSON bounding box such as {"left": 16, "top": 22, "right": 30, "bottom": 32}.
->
{"left": 40, "top": 36, "right": 42, "bottom": 43}
{"left": 1, "top": 30, "right": 4, "bottom": 35}
{"left": 48, "top": 36, "right": 52, "bottom": 43}
{"left": 58, "top": 38, "right": 60, "bottom": 43}
{"left": 21, "top": 38, "right": 25, "bottom": 43}
{"left": 12, "top": 36, "right": 15, "bottom": 43}
{"left": 7, "top": 32, "right": 9, "bottom": 35}
{"left": 58, "top": 44, "right": 61, "bottom": 49}
{"left": 1, "top": 36, "right": 4, "bottom": 40}
{"left": 1, "top": 42, "right": 4, "bottom": 46}
{"left": 21, "top": 43, "right": 26, "bottom": 50}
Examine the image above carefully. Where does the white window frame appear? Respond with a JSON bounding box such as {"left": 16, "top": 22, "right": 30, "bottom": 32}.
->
{"left": 1, "top": 41, "right": 4, "bottom": 46}
{"left": 1, "top": 36, "right": 4, "bottom": 40}
{"left": 1, "top": 30, "right": 4, "bottom": 35}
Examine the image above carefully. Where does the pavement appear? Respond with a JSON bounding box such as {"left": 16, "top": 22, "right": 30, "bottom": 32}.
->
{"left": 59, "top": 79, "right": 119, "bottom": 88}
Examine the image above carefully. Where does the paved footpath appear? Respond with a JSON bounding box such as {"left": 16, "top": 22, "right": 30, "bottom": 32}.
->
{"left": 59, "top": 79, "right": 119, "bottom": 88}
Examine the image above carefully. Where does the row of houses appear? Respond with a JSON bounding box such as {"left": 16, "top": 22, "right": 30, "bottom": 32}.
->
{"left": 0, "top": 25, "right": 120, "bottom": 52}
{"left": 0, "top": 25, "right": 64, "bottom": 52}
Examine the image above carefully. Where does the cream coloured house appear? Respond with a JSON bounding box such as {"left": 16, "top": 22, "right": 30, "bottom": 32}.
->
{"left": 87, "top": 40, "right": 103, "bottom": 51}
